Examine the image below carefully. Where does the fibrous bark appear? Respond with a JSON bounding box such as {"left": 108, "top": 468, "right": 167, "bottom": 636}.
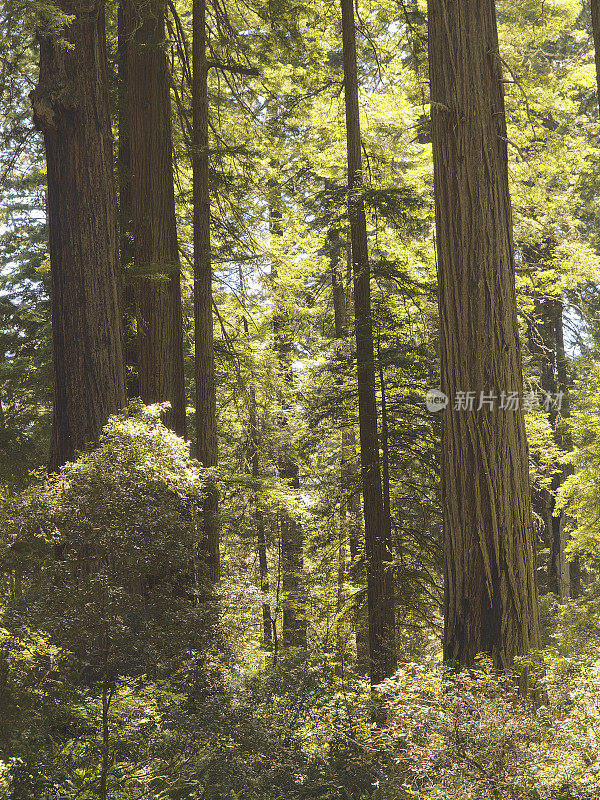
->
{"left": 428, "top": 0, "right": 541, "bottom": 668}
{"left": 33, "top": 0, "right": 126, "bottom": 471}
{"left": 123, "top": 0, "right": 186, "bottom": 438}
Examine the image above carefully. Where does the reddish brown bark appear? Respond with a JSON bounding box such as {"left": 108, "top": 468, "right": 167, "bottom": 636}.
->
{"left": 123, "top": 0, "right": 186, "bottom": 438}
{"left": 428, "top": 0, "right": 541, "bottom": 667}
{"left": 33, "top": 0, "right": 126, "bottom": 471}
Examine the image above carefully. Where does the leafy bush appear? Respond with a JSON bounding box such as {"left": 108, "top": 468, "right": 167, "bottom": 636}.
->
{"left": 0, "top": 404, "right": 221, "bottom": 799}
{"left": 340, "top": 661, "right": 600, "bottom": 800}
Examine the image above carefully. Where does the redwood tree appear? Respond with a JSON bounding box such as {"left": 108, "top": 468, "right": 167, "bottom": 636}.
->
{"left": 32, "top": 0, "right": 126, "bottom": 471}
{"left": 341, "top": 0, "right": 397, "bottom": 686}
{"left": 122, "top": 0, "right": 186, "bottom": 437}
{"left": 428, "top": 0, "right": 541, "bottom": 667}
{"left": 329, "top": 227, "right": 369, "bottom": 672}
{"left": 192, "top": 0, "right": 220, "bottom": 581}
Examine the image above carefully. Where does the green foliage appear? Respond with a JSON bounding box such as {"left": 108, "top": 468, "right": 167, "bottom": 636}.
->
{"left": 3, "top": 0, "right": 600, "bottom": 797}
{"left": 0, "top": 406, "right": 223, "bottom": 798}
{"left": 359, "top": 660, "right": 599, "bottom": 800}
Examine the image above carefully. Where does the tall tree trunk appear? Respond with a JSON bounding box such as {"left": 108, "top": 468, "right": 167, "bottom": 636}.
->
{"left": 118, "top": 0, "right": 138, "bottom": 399}
{"left": 330, "top": 227, "right": 369, "bottom": 672}
{"left": 428, "top": 0, "right": 541, "bottom": 668}
{"left": 193, "top": 0, "right": 220, "bottom": 581}
{"left": 123, "top": 0, "right": 186, "bottom": 438}
{"left": 523, "top": 242, "right": 573, "bottom": 601}
{"left": 32, "top": 0, "right": 126, "bottom": 472}
{"left": 526, "top": 285, "right": 570, "bottom": 599}
{"left": 341, "top": 0, "right": 397, "bottom": 686}
{"left": 343, "top": 234, "right": 371, "bottom": 672}
{"left": 267, "top": 106, "right": 307, "bottom": 650}
{"left": 543, "top": 298, "right": 570, "bottom": 600}
{"left": 554, "top": 303, "right": 578, "bottom": 597}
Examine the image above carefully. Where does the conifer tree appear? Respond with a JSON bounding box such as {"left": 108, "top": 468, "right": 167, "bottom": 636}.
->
{"left": 193, "top": 0, "right": 220, "bottom": 581}
{"left": 428, "top": 0, "right": 541, "bottom": 667}
{"left": 341, "top": 0, "right": 397, "bottom": 685}
{"left": 122, "top": 0, "right": 186, "bottom": 437}
{"left": 32, "top": 0, "right": 126, "bottom": 470}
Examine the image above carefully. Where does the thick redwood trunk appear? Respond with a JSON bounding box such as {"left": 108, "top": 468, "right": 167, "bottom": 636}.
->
{"left": 428, "top": 0, "right": 541, "bottom": 667}
{"left": 123, "top": 0, "right": 186, "bottom": 438}
{"left": 193, "top": 0, "right": 220, "bottom": 581}
{"left": 32, "top": 0, "right": 126, "bottom": 471}
{"left": 341, "top": 0, "right": 397, "bottom": 686}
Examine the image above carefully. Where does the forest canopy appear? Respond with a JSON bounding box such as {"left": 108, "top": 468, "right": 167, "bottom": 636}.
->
{"left": 2, "top": 0, "right": 600, "bottom": 798}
